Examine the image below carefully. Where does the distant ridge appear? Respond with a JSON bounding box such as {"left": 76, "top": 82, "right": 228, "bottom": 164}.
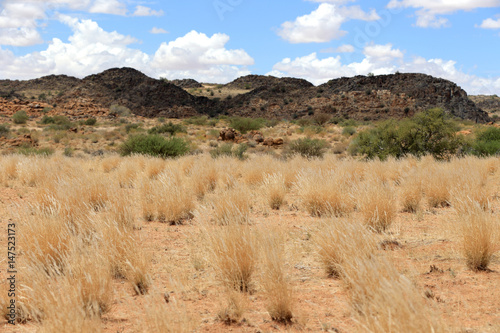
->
{"left": 0, "top": 67, "right": 491, "bottom": 122}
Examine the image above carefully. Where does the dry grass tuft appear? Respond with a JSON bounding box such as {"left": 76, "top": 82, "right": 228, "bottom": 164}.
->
{"left": 343, "top": 256, "right": 446, "bottom": 333}
{"left": 357, "top": 179, "right": 397, "bottom": 232}
{"left": 210, "top": 184, "right": 251, "bottom": 225}
{"left": 217, "top": 290, "right": 247, "bottom": 324}
{"left": 296, "top": 169, "right": 355, "bottom": 217}
{"left": 398, "top": 169, "right": 423, "bottom": 213}
{"left": 457, "top": 202, "right": 499, "bottom": 271}
{"left": 315, "top": 218, "right": 377, "bottom": 278}
{"left": 262, "top": 173, "right": 287, "bottom": 210}
{"left": 261, "top": 228, "right": 294, "bottom": 324}
{"left": 204, "top": 222, "right": 259, "bottom": 292}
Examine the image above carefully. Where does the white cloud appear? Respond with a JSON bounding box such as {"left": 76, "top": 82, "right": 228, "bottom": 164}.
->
{"left": 152, "top": 30, "right": 254, "bottom": 82}
{"left": 0, "top": 0, "right": 130, "bottom": 46}
{"left": 269, "top": 43, "right": 500, "bottom": 95}
{"left": 150, "top": 27, "right": 168, "bottom": 34}
{"left": 387, "top": 0, "right": 500, "bottom": 28}
{"left": 480, "top": 17, "right": 500, "bottom": 29}
{"left": 321, "top": 44, "right": 355, "bottom": 53}
{"left": 89, "top": 0, "right": 127, "bottom": 15}
{"left": 277, "top": 3, "right": 379, "bottom": 43}
{"left": 132, "top": 5, "right": 164, "bottom": 17}
{"left": 0, "top": 17, "right": 254, "bottom": 84}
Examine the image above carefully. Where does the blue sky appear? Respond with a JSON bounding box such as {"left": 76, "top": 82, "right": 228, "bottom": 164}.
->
{"left": 0, "top": 0, "right": 499, "bottom": 95}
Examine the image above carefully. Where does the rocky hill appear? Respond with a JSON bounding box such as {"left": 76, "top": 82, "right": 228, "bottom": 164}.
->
{"left": 469, "top": 95, "right": 500, "bottom": 114}
{"left": 0, "top": 68, "right": 491, "bottom": 123}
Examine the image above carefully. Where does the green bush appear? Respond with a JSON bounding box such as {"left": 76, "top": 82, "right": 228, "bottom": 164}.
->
{"left": 229, "top": 117, "right": 266, "bottom": 134}
{"left": 12, "top": 110, "right": 29, "bottom": 124}
{"left": 40, "top": 115, "right": 55, "bottom": 124}
{"left": 120, "top": 134, "right": 190, "bottom": 158}
{"left": 148, "top": 122, "right": 186, "bottom": 136}
{"left": 84, "top": 118, "right": 97, "bottom": 126}
{"left": 17, "top": 147, "right": 54, "bottom": 156}
{"left": 288, "top": 137, "right": 328, "bottom": 158}
{"left": 349, "top": 108, "right": 463, "bottom": 160}
{"left": 125, "top": 123, "right": 142, "bottom": 133}
{"left": 210, "top": 143, "right": 248, "bottom": 160}
{"left": 0, "top": 124, "right": 9, "bottom": 138}
{"left": 471, "top": 127, "right": 500, "bottom": 156}
{"left": 63, "top": 147, "right": 74, "bottom": 157}
{"left": 342, "top": 126, "right": 356, "bottom": 136}
{"left": 110, "top": 105, "right": 132, "bottom": 117}
{"left": 184, "top": 116, "right": 209, "bottom": 126}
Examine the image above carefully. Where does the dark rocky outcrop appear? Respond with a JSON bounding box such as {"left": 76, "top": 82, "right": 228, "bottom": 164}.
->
{"left": 0, "top": 68, "right": 491, "bottom": 123}
{"left": 170, "top": 78, "right": 202, "bottom": 89}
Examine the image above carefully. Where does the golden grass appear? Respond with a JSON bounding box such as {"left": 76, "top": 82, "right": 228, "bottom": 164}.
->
{"left": 209, "top": 184, "right": 251, "bottom": 225}
{"left": 216, "top": 289, "right": 247, "bottom": 324}
{"left": 262, "top": 173, "right": 287, "bottom": 210}
{"left": 398, "top": 168, "right": 423, "bottom": 213}
{"left": 204, "top": 222, "right": 259, "bottom": 292}
{"left": 457, "top": 202, "right": 499, "bottom": 271}
{"left": 315, "top": 218, "right": 377, "bottom": 278}
{"left": 144, "top": 292, "right": 195, "bottom": 333}
{"left": 343, "top": 256, "right": 446, "bottom": 333}
{"left": 357, "top": 179, "right": 397, "bottom": 232}
{"left": 296, "top": 169, "right": 355, "bottom": 217}
{"left": 261, "top": 228, "right": 294, "bottom": 324}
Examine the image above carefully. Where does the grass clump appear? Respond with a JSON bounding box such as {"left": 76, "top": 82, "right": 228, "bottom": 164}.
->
{"left": 120, "top": 134, "right": 190, "bottom": 158}
{"left": 315, "top": 218, "right": 376, "bottom": 278}
{"left": 458, "top": 202, "right": 499, "bottom": 271}
{"left": 13, "top": 110, "right": 29, "bottom": 124}
{"left": 229, "top": 117, "right": 266, "bottom": 134}
{"left": 0, "top": 124, "right": 9, "bottom": 138}
{"left": 288, "top": 137, "right": 328, "bottom": 158}
{"left": 261, "top": 229, "right": 294, "bottom": 324}
{"left": 148, "top": 122, "right": 186, "bottom": 136}
{"left": 210, "top": 143, "right": 248, "bottom": 160}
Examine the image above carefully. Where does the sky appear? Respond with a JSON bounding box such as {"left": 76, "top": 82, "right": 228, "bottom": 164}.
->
{"left": 0, "top": 0, "right": 499, "bottom": 95}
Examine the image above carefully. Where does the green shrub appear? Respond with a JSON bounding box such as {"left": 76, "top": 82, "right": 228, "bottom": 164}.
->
{"left": 125, "top": 123, "right": 142, "bottom": 133}
{"left": 17, "top": 147, "right": 54, "bottom": 156}
{"left": 0, "top": 124, "right": 9, "bottom": 138}
{"left": 84, "top": 118, "right": 97, "bottom": 126}
{"left": 471, "top": 127, "right": 500, "bottom": 156}
{"left": 210, "top": 143, "right": 248, "bottom": 160}
{"left": 229, "top": 117, "right": 266, "bottom": 134}
{"left": 349, "top": 108, "right": 463, "bottom": 160}
{"left": 342, "top": 126, "right": 356, "bottom": 136}
{"left": 110, "top": 105, "right": 132, "bottom": 117}
{"left": 184, "top": 116, "right": 208, "bottom": 126}
{"left": 148, "top": 122, "right": 186, "bottom": 136}
{"left": 288, "top": 138, "right": 328, "bottom": 158}
{"left": 40, "top": 115, "right": 55, "bottom": 124}
{"left": 120, "top": 134, "right": 190, "bottom": 158}
{"left": 63, "top": 147, "right": 74, "bottom": 157}
{"left": 12, "top": 110, "right": 29, "bottom": 124}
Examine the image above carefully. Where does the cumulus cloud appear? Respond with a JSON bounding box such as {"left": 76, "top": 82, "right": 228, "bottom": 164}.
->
{"left": 269, "top": 43, "right": 500, "bottom": 95}
{"left": 321, "top": 44, "right": 355, "bottom": 53}
{"left": 150, "top": 27, "right": 168, "bottom": 34}
{"left": 152, "top": 30, "right": 254, "bottom": 82}
{"left": 0, "top": 0, "right": 130, "bottom": 46}
{"left": 278, "top": 3, "right": 379, "bottom": 43}
{"left": 132, "top": 5, "right": 164, "bottom": 17}
{"left": 89, "top": 0, "right": 127, "bottom": 15}
{"left": 480, "top": 17, "right": 500, "bottom": 29}
{"left": 0, "top": 17, "right": 254, "bottom": 84}
{"left": 0, "top": 2, "right": 45, "bottom": 46}
{"left": 387, "top": 0, "right": 500, "bottom": 28}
